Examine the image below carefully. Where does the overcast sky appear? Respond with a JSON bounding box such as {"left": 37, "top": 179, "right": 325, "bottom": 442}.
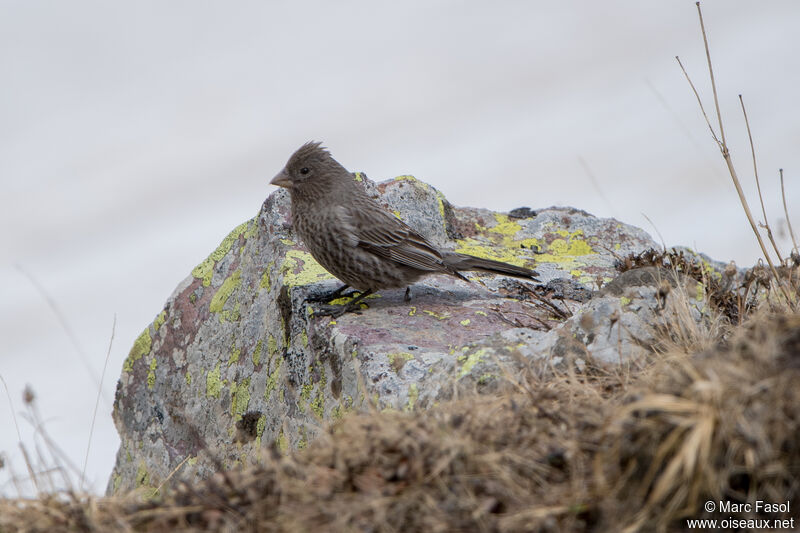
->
{"left": 2, "top": 1, "right": 799, "bottom": 495}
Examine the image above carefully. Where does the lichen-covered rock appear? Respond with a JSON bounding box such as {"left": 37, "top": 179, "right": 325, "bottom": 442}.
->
{"left": 107, "top": 174, "right": 661, "bottom": 495}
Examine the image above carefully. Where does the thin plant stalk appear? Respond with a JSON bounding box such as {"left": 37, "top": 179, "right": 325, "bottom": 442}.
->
{"left": 780, "top": 169, "right": 798, "bottom": 253}
{"left": 679, "top": 2, "right": 793, "bottom": 307}
{"left": 739, "top": 94, "right": 783, "bottom": 262}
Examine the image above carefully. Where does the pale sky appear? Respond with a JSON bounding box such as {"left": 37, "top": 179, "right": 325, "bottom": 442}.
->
{"left": 2, "top": 1, "right": 799, "bottom": 495}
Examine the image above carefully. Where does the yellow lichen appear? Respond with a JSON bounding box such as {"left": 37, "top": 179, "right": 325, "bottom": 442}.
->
{"left": 206, "top": 363, "right": 224, "bottom": 399}
{"left": 147, "top": 357, "right": 157, "bottom": 390}
{"left": 123, "top": 328, "right": 152, "bottom": 373}
{"left": 281, "top": 250, "right": 334, "bottom": 287}
{"left": 230, "top": 378, "right": 251, "bottom": 419}
{"left": 252, "top": 339, "right": 263, "bottom": 366}
{"left": 153, "top": 310, "right": 167, "bottom": 332}
{"left": 458, "top": 348, "right": 489, "bottom": 378}
{"left": 191, "top": 220, "right": 252, "bottom": 287}
{"left": 209, "top": 269, "right": 242, "bottom": 315}
{"left": 405, "top": 383, "right": 419, "bottom": 411}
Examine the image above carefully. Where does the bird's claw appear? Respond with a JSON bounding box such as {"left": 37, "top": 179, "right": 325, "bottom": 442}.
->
{"left": 310, "top": 303, "right": 363, "bottom": 318}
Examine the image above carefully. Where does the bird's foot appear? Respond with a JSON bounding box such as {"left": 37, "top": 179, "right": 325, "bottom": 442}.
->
{"left": 304, "top": 284, "right": 355, "bottom": 304}
{"left": 309, "top": 289, "right": 374, "bottom": 318}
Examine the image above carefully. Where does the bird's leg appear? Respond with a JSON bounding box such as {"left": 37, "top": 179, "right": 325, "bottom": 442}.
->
{"left": 304, "top": 284, "right": 355, "bottom": 303}
{"left": 312, "top": 289, "right": 374, "bottom": 318}
{"left": 404, "top": 287, "right": 412, "bottom": 302}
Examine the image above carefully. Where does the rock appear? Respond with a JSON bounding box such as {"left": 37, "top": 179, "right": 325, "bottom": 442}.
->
{"left": 107, "top": 174, "right": 666, "bottom": 495}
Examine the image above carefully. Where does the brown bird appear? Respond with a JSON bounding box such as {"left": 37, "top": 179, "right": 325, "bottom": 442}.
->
{"left": 270, "top": 142, "right": 539, "bottom": 316}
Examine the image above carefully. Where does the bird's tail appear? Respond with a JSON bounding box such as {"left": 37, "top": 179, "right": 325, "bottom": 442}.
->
{"left": 443, "top": 252, "right": 539, "bottom": 281}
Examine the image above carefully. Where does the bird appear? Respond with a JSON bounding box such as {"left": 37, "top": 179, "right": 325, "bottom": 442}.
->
{"left": 270, "top": 142, "right": 539, "bottom": 317}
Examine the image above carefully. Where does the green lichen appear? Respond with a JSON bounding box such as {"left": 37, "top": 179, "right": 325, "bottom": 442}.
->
{"left": 458, "top": 348, "right": 489, "bottom": 378}
{"left": 229, "top": 346, "right": 241, "bottom": 365}
{"left": 256, "top": 414, "right": 267, "bottom": 439}
{"left": 405, "top": 383, "right": 419, "bottom": 411}
{"left": 259, "top": 269, "right": 271, "bottom": 290}
{"left": 230, "top": 378, "right": 251, "bottom": 419}
{"left": 264, "top": 357, "right": 283, "bottom": 400}
{"left": 191, "top": 220, "right": 252, "bottom": 287}
{"left": 209, "top": 269, "right": 242, "bottom": 315}
{"left": 206, "top": 363, "right": 224, "bottom": 399}
{"left": 297, "top": 427, "right": 308, "bottom": 450}
{"left": 252, "top": 339, "right": 263, "bottom": 366}
{"left": 244, "top": 218, "right": 259, "bottom": 240}
{"left": 123, "top": 328, "right": 152, "bottom": 373}
{"left": 267, "top": 334, "right": 278, "bottom": 359}
{"left": 620, "top": 296, "right": 631, "bottom": 306}
{"left": 281, "top": 250, "right": 334, "bottom": 287}
{"left": 185, "top": 371, "right": 192, "bottom": 386}
{"left": 276, "top": 429, "right": 288, "bottom": 454}
{"left": 310, "top": 390, "right": 325, "bottom": 418}
{"left": 147, "top": 357, "right": 157, "bottom": 390}
{"left": 135, "top": 462, "right": 150, "bottom": 487}
{"left": 153, "top": 310, "right": 167, "bottom": 332}
{"left": 299, "top": 382, "right": 313, "bottom": 413}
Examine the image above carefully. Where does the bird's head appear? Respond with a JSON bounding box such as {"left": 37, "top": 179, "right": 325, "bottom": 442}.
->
{"left": 270, "top": 141, "right": 344, "bottom": 191}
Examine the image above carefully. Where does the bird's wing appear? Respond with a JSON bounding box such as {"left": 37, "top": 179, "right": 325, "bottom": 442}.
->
{"left": 337, "top": 204, "right": 448, "bottom": 273}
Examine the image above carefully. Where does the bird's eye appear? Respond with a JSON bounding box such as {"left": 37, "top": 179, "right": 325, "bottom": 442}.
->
{"left": 300, "top": 167, "right": 310, "bottom": 175}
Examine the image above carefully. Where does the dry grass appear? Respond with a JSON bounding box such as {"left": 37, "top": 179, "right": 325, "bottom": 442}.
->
{"left": 1, "top": 277, "right": 798, "bottom": 532}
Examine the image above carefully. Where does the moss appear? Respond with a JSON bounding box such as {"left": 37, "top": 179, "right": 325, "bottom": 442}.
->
{"left": 230, "top": 378, "right": 251, "bottom": 419}
{"left": 209, "top": 269, "right": 242, "bottom": 316}
{"left": 123, "top": 328, "right": 152, "bottom": 373}
{"left": 206, "top": 363, "right": 224, "bottom": 399}
{"left": 281, "top": 250, "right": 334, "bottom": 287}
{"left": 191, "top": 220, "right": 252, "bottom": 287}
{"left": 147, "top": 357, "right": 157, "bottom": 390}
{"left": 252, "top": 339, "right": 263, "bottom": 366}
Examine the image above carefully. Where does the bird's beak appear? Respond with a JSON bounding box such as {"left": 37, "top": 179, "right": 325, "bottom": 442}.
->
{"left": 270, "top": 168, "right": 292, "bottom": 189}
